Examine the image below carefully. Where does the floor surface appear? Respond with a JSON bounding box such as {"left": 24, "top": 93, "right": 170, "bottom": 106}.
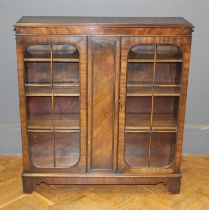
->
{"left": 0, "top": 155, "right": 209, "bottom": 210}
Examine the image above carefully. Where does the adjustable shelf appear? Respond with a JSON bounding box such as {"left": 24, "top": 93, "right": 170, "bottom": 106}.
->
{"left": 25, "top": 85, "right": 80, "bottom": 96}
{"left": 27, "top": 113, "right": 80, "bottom": 131}
{"left": 24, "top": 50, "right": 79, "bottom": 63}
{"left": 125, "top": 113, "right": 177, "bottom": 132}
{"left": 128, "top": 58, "right": 183, "bottom": 63}
{"left": 126, "top": 114, "right": 151, "bottom": 131}
{"left": 126, "top": 86, "right": 181, "bottom": 96}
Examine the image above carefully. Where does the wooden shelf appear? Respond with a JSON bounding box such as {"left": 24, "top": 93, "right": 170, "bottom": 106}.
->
{"left": 128, "top": 59, "right": 154, "bottom": 63}
{"left": 26, "top": 86, "right": 51, "bottom": 96}
{"left": 27, "top": 113, "right": 79, "bottom": 130}
{"left": 126, "top": 113, "right": 177, "bottom": 132}
{"left": 156, "top": 59, "right": 183, "bottom": 63}
{"left": 24, "top": 51, "right": 79, "bottom": 63}
{"left": 25, "top": 86, "right": 80, "bottom": 96}
{"left": 154, "top": 87, "right": 181, "bottom": 96}
{"left": 154, "top": 83, "right": 181, "bottom": 87}
{"left": 127, "top": 81, "right": 153, "bottom": 87}
{"left": 54, "top": 114, "right": 79, "bottom": 130}
{"left": 126, "top": 114, "right": 151, "bottom": 130}
{"left": 127, "top": 82, "right": 181, "bottom": 87}
{"left": 127, "top": 86, "right": 153, "bottom": 96}
{"left": 54, "top": 86, "right": 80, "bottom": 96}
{"left": 152, "top": 114, "right": 177, "bottom": 131}
{"left": 128, "top": 58, "right": 183, "bottom": 63}
{"left": 126, "top": 86, "right": 181, "bottom": 96}
{"left": 25, "top": 83, "right": 80, "bottom": 87}
{"left": 54, "top": 83, "right": 80, "bottom": 87}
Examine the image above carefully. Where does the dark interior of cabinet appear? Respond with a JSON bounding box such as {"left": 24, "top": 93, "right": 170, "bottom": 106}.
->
{"left": 53, "top": 63, "right": 79, "bottom": 85}
{"left": 29, "top": 131, "right": 80, "bottom": 168}
{"left": 126, "top": 96, "right": 152, "bottom": 129}
{"left": 25, "top": 63, "right": 79, "bottom": 85}
{"left": 125, "top": 133, "right": 150, "bottom": 167}
{"left": 25, "top": 62, "right": 51, "bottom": 84}
{"left": 127, "top": 63, "right": 154, "bottom": 86}
{"left": 54, "top": 132, "right": 80, "bottom": 168}
{"left": 128, "top": 44, "right": 182, "bottom": 61}
{"left": 125, "top": 44, "right": 182, "bottom": 168}
{"left": 29, "top": 132, "right": 54, "bottom": 168}
{"left": 26, "top": 96, "right": 52, "bottom": 129}
{"left": 128, "top": 44, "right": 155, "bottom": 60}
{"left": 150, "top": 132, "right": 176, "bottom": 167}
{"left": 155, "top": 63, "right": 182, "bottom": 86}
{"left": 25, "top": 44, "right": 80, "bottom": 168}
{"left": 125, "top": 132, "right": 176, "bottom": 168}
{"left": 156, "top": 44, "right": 183, "bottom": 60}
{"left": 54, "top": 97, "right": 79, "bottom": 129}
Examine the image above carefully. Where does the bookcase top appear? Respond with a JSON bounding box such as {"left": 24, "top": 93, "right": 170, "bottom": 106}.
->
{"left": 15, "top": 16, "right": 194, "bottom": 28}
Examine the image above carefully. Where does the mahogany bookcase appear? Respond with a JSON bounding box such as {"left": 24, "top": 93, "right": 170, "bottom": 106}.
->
{"left": 14, "top": 16, "right": 194, "bottom": 193}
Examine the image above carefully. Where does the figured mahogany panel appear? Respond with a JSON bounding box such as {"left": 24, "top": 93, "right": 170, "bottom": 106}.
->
{"left": 88, "top": 37, "right": 120, "bottom": 171}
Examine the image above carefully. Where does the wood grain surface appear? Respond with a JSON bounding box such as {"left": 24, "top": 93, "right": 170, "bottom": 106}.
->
{"left": 15, "top": 17, "right": 194, "bottom": 194}
{"left": 0, "top": 155, "right": 208, "bottom": 210}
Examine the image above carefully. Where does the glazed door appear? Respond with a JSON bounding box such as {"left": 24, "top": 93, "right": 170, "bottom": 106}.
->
{"left": 17, "top": 36, "right": 87, "bottom": 173}
{"left": 118, "top": 36, "right": 191, "bottom": 173}
{"left": 87, "top": 37, "right": 120, "bottom": 172}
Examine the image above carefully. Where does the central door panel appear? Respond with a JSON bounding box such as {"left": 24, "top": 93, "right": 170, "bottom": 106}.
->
{"left": 88, "top": 37, "right": 120, "bottom": 171}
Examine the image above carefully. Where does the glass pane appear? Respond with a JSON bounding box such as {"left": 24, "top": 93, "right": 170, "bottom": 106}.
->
{"left": 25, "top": 45, "right": 51, "bottom": 60}
{"left": 125, "top": 43, "right": 181, "bottom": 170}
{"left": 125, "top": 133, "right": 149, "bottom": 167}
{"left": 24, "top": 44, "right": 52, "bottom": 97}
{"left": 53, "top": 44, "right": 79, "bottom": 86}
{"left": 52, "top": 44, "right": 80, "bottom": 168}
{"left": 155, "top": 63, "right": 182, "bottom": 86}
{"left": 127, "top": 63, "right": 154, "bottom": 86}
{"left": 152, "top": 96, "right": 179, "bottom": 130}
{"left": 29, "top": 132, "right": 54, "bottom": 168}
{"left": 53, "top": 44, "right": 78, "bottom": 60}
{"left": 54, "top": 96, "right": 79, "bottom": 130}
{"left": 53, "top": 63, "right": 79, "bottom": 85}
{"left": 55, "top": 132, "right": 80, "bottom": 167}
{"left": 25, "top": 62, "right": 51, "bottom": 84}
{"left": 128, "top": 44, "right": 155, "bottom": 60}
{"left": 150, "top": 132, "right": 176, "bottom": 167}
{"left": 156, "top": 44, "right": 183, "bottom": 60}
{"left": 27, "top": 97, "right": 52, "bottom": 129}
{"left": 25, "top": 43, "right": 81, "bottom": 169}
{"left": 126, "top": 96, "right": 152, "bottom": 130}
